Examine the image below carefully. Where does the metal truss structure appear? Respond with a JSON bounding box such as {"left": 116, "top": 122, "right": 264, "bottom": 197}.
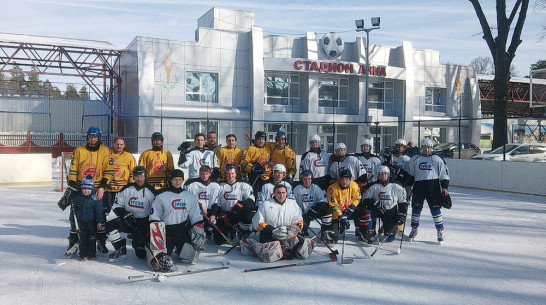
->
{"left": 478, "top": 77, "right": 546, "bottom": 117}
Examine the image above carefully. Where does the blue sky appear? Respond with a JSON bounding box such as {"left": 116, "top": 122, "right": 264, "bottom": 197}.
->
{"left": 1, "top": 0, "right": 544, "bottom": 76}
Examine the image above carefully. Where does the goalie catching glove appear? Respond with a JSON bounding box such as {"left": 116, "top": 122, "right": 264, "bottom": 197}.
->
{"left": 57, "top": 183, "right": 78, "bottom": 211}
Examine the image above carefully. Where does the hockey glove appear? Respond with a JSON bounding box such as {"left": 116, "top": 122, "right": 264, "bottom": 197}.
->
{"left": 177, "top": 141, "right": 192, "bottom": 152}
{"left": 343, "top": 204, "right": 356, "bottom": 219}
{"left": 272, "top": 226, "right": 290, "bottom": 240}
{"left": 251, "top": 163, "right": 265, "bottom": 175}
{"left": 340, "top": 215, "right": 350, "bottom": 230}
{"left": 190, "top": 226, "right": 206, "bottom": 252}
{"left": 177, "top": 152, "right": 187, "bottom": 166}
{"left": 122, "top": 212, "right": 137, "bottom": 230}
{"left": 373, "top": 201, "right": 386, "bottom": 215}
{"left": 57, "top": 185, "right": 78, "bottom": 211}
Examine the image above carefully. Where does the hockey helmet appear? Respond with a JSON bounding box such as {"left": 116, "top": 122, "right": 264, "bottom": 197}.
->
{"left": 150, "top": 252, "right": 174, "bottom": 272}
{"left": 339, "top": 169, "right": 352, "bottom": 179}
{"left": 335, "top": 143, "right": 347, "bottom": 151}
{"left": 299, "top": 169, "right": 313, "bottom": 179}
{"left": 133, "top": 166, "right": 148, "bottom": 179}
{"left": 395, "top": 139, "right": 407, "bottom": 146}
{"left": 421, "top": 138, "right": 434, "bottom": 148}
{"left": 151, "top": 132, "right": 164, "bottom": 142}
{"left": 360, "top": 138, "right": 373, "bottom": 147}
{"left": 87, "top": 126, "right": 101, "bottom": 138}
{"left": 273, "top": 163, "right": 286, "bottom": 173}
{"left": 309, "top": 134, "right": 321, "bottom": 143}
{"left": 275, "top": 131, "right": 286, "bottom": 140}
{"left": 378, "top": 166, "right": 390, "bottom": 175}
{"left": 170, "top": 169, "right": 185, "bottom": 180}
{"left": 254, "top": 131, "right": 266, "bottom": 140}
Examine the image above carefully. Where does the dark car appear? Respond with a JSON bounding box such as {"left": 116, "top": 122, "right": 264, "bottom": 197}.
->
{"left": 433, "top": 142, "right": 481, "bottom": 159}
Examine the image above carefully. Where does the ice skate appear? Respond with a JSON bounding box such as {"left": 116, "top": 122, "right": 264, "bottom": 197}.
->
{"left": 65, "top": 238, "right": 79, "bottom": 258}
{"left": 437, "top": 229, "right": 445, "bottom": 244}
{"left": 108, "top": 246, "right": 127, "bottom": 263}
{"left": 97, "top": 240, "right": 108, "bottom": 255}
{"left": 408, "top": 227, "right": 418, "bottom": 241}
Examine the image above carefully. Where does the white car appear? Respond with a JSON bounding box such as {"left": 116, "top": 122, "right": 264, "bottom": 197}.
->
{"left": 472, "top": 143, "right": 546, "bottom": 162}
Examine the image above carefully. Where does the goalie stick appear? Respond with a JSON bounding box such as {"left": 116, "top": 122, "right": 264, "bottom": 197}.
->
{"left": 243, "top": 256, "right": 337, "bottom": 273}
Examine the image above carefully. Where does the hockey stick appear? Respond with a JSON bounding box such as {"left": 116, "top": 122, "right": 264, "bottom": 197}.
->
{"left": 396, "top": 217, "right": 407, "bottom": 255}
{"left": 161, "top": 161, "right": 171, "bottom": 189}
{"left": 129, "top": 265, "right": 229, "bottom": 281}
{"left": 243, "top": 256, "right": 336, "bottom": 273}
{"left": 370, "top": 225, "right": 398, "bottom": 257}
{"left": 340, "top": 227, "right": 353, "bottom": 264}
{"left": 203, "top": 214, "right": 234, "bottom": 246}
{"left": 307, "top": 225, "right": 338, "bottom": 261}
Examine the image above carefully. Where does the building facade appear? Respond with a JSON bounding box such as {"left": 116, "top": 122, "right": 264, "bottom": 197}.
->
{"left": 118, "top": 7, "right": 481, "bottom": 154}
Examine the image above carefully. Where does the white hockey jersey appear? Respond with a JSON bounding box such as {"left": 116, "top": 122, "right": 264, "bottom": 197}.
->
{"left": 111, "top": 184, "right": 156, "bottom": 219}
{"left": 363, "top": 182, "right": 407, "bottom": 210}
{"left": 300, "top": 150, "right": 330, "bottom": 178}
{"left": 149, "top": 190, "right": 202, "bottom": 226}
{"left": 252, "top": 197, "right": 303, "bottom": 230}
{"left": 180, "top": 148, "right": 219, "bottom": 179}
{"left": 407, "top": 154, "right": 450, "bottom": 182}
{"left": 217, "top": 181, "right": 255, "bottom": 212}
{"left": 293, "top": 184, "right": 327, "bottom": 213}
{"left": 329, "top": 155, "right": 363, "bottom": 181}
{"left": 258, "top": 181, "right": 294, "bottom": 205}
{"left": 356, "top": 154, "right": 382, "bottom": 182}
{"left": 184, "top": 179, "right": 220, "bottom": 209}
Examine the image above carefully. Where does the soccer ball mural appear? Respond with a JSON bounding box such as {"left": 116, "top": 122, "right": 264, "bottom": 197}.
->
{"left": 320, "top": 32, "right": 344, "bottom": 60}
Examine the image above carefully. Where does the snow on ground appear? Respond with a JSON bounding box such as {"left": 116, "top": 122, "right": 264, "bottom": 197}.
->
{"left": 0, "top": 186, "right": 544, "bottom": 305}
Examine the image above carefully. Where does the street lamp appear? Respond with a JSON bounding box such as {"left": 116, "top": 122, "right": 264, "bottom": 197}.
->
{"left": 356, "top": 17, "right": 380, "bottom": 152}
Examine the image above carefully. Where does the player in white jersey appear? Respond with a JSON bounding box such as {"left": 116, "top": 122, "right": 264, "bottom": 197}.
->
{"left": 292, "top": 170, "right": 328, "bottom": 236}
{"left": 406, "top": 139, "right": 450, "bottom": 242}
{"left": 210, "top": 164, "right": 256, "bottom": 245}
{"left": 149, "top": 169, "right": 206, "bottom": 259}
{"left": 361, "top": 166, "right": 408, "bottom": 243}
{"left": 329, "top": 143, "right": 364, "bottom": 183}
{"left": 105, "top": 166, "right": 157, "bottom": 262}
{"left": 184, "top": 165, "right": 221, "bottom": 238}
{"left": 299, "top": 135, "right": 331, "bottom": 190}
{"left": 382, "top": 139, "right": 412, "bottom": 187}
{"left": 258, "top": 164, "right": 294, "bottom": 206}
{"left": 178, "top": 133, "right": 219, "bottom": 179}
{"left": 354, "top": 138, "right": 382, "bottom": 185}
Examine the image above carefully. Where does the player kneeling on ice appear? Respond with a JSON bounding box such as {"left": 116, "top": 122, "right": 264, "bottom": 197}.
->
{"left": 72, "top": 176, "right": 104, "bottom": 261}
{"left": 105, "top": 166, "right": 157, "bottom": 262}
{"left": 148, "top": 169, "right": 206, "bottom": 266}
{"left": 241, "top": 184, "right": 315, "bottom": 263}
{"left": 361, "top": 166, "right": 408, "bottom": 243}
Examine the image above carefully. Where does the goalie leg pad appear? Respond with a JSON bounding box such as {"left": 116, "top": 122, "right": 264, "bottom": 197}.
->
{"left": 252, "top": 240, "right": 283, "bottom": 263}
{"left": 294, "top": 237, "right": 315, "bottom": 259}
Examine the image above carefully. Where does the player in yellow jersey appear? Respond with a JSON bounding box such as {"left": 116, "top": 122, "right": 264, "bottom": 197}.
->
{"left": 240, "top": 131, "right": 272, "bottom": 194}
{"left": 107, "top": 137, "right": 136, "bottom": 202}
{"left": 217, "top": 134, "right": 244, "bottom": 181}
{"left": 138, "top": 132, "right": 175, "bottom": 191}
{"left": 263, "top": 131, "right": 297, "bottom": 183}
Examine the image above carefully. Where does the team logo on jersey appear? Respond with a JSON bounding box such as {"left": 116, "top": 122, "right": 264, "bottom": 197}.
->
{"left": 171, "top": 199, "right": 187, "bottom": 210}
{"left": 302, "top": 194, "right": 314, "bottom": 203}
{"left": 199, "top": 158, "right": 210, "bottom": 166}
{"left": 128, "top": 197, "right": 145, "bottom": 209}
{"left": 224, "top": 191, "right": 238, "bottom": 201}
{"left": 198, "top": 191, "right": 209, "bottom": 201}
{"left": 365, "top": 166, "right": 373, "bottom": 175}
{"left": 81, "top": 164, "right": 97, "bottom": 178}
{"left": 314, "top": 159, "right": 326, "bottom": 167}
{"left": 419, "top": 162, "right": 432, "bottom": 171}
{"left": 378, "top": 192, "right": 392, "bottom": 201}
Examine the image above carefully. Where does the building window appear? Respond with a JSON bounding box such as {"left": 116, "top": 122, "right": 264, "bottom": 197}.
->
{"left": 318, "top": 124, "right": 347, "bottom": 153}
{"left": 369, "top": 81, "right": 394, "bottom": 110}
{"left": 319, "top": 78, "right": 348, "bottom": 108}
{"left": 264, "top": 123, "right": 301, "bottom": 153}
{"left": 186, "top": 121, "right": 218, "bottom": 141}
{"left": 186, "top": 72, "right": 217, "bottom": 103}
{"left": 265, "top": 74, "right": 300, "bottom": 106}
{"left": 425, "top": 87, "right": 446, "bottom": 112}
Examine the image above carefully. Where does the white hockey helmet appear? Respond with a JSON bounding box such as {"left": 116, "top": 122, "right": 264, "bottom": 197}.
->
{"left": 273, "top": 163, "right": 286, "bottom": 173}
{"left": 360, "top": 138, "right": 373, "bottom": 147}
{"left": 335, "top": 143, "right": 347, "bottom": 151}
{"left": 378, "top": 166, "right": 390, "bottom": 175}
{"left": 395, "top": 139, "right": 407, "bottom": 146}
{"left": 421, "top": 138, "right": 434, "bottom": 148}
{"left": 309, "top": 134, "right": 321, "bottom": 143}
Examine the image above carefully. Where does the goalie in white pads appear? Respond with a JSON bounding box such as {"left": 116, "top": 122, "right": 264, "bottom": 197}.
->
{"left": 241, "top": 184, "right": 315, "bottom": 263}
{"left": 149, "top": 169, "right": 206, "bottom": 264}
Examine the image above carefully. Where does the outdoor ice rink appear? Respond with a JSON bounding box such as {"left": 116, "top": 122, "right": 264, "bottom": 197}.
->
{"left": 0, "top": 185, "right": 544, "bottom": 305}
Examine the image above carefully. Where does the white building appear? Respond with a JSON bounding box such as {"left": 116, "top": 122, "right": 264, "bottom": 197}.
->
{"left": 118, "top": 7, "right": 481, "bottom": 154}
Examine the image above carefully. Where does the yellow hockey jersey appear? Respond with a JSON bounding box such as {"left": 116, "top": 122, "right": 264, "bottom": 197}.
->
{"left": 327, "top": 181, "right": 361, "bottom": 220}
{"left": 240, "top": 145, "right": 272, "bottom": 181}
{"left": 138, "top": 149, "right": 175, "bottom": 190}
{"left": 69, "top": 145, "right": 113, "bottom": 188}
{"left": 264, "top": 143, "right": 297, "bottom": 177}
{"left": 108, "top": 151, "right": 137, "bottom": 193}
{"left": 217, "top": 146, "right": 244, "bottom": 179}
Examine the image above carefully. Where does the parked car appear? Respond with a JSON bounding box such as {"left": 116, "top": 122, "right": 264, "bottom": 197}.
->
{"left": 472, "top": 143, "right": 546, "bottom": 162}
{"left": 433, "top": 142, "right": 481, "bottom": 159}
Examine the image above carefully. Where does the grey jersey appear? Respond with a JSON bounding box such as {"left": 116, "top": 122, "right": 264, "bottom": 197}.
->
{"left": 407, "top": 154, "right": 450, "bottom": 182}
{"left": 357, "top": 155, "right": 382, "bottom": 182}
{"left": 111, "top": 184, "right": 156, "bottom": 219}
{"left": 217, "top": 181, "right": 255, "bottom": 212}
{"left": 184, "top": 179, "right": 221, "bottom": 209}
{"left": 258, "top": 181, "right": 294, "bottom": 205}
{"left": 293, "top": 184, "right": 327, "bottom": 213}
{"left": 149, "top": 190, "right": 202, "bottom": 226}
{"left": 180, "top": 149, "right": 218, "bottom": 179}
{"left": 363, "top": 182, "right": 407, "bottom": 210}
{"left": 300, "top": 150, "right": 330, "bottom": 178}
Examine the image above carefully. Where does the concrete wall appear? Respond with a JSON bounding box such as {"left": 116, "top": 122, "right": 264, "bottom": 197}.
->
{"left": 445, "top": 159, "right": 546, "bottom": 196}
{"left": 0, "top": 154, "right": 52, "bottom": 185}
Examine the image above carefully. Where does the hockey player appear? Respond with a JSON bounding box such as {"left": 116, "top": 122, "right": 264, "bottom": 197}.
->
{"left": 406, "top": 138, "right": 450, "bottom": 242}
{"left": 216, "top": 134, "right": 244, "bottom": 181}
{"left": 205, "top": 131, "right": 218, "bottom": 151}
{"left": 322, "top": 169, "right": 365, "bottom": 245}
{"left": 355, "top": 138, "right": 382, "bottom": 185}
{"left": 257, "top": 164, "right": 294, "bottom": 206}
{"left": 205, "top": 131, "right": 222, "bottom": 181}
{"left": 107, "top": 137, "right": 137, "bottom": 204}
{"left": 299, "top": 135, "right": 331, "bottom": 190}
{"left": 106, "top": 166, "right": 156, "bottom": 262}
{"left": 184, "top": 165, "right": 221, "bottom": 237}
{"left": 178, "top": 133, "right": 219, "bottom": 180}
{"left": 292, "top": 170, "right": 328, "bottom": 236}
{"left": 59, "top": 126, "right": 113, "bottom": 257}
{"left": 209, "top": 164, "right": 256, "bottom": 245}
{"left": 72, "top": 176, "right": 104, "bottom": 261}
{"left": 264, "top": 131, "right": 297, "bottom": 182}
{"left": 361, "top": 166, "right": 408, "bottom": 243}
{"left": 242, "top": 184, "right": 315, "bottom": 262}
{"left": 240, "top": 131, "right": 273, "bottom": 194}
{"left": 138, "top": 132, "right": 175, "bottom": 191}
{"left": 328, "top": 143, "right": 364, "bottom": 182}
{"left": 149, "top": 169, "right": 206, "bottom": 263}
{"left": 382, "top": 139, "right": 411, "bottom": 185}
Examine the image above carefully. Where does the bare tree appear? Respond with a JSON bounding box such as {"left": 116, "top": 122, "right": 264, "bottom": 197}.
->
{"left": 471, "top": 56, "right": 494, "bottom": 74}
{"left": 469, "top": 0, "right": 529, "bottom": 149}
